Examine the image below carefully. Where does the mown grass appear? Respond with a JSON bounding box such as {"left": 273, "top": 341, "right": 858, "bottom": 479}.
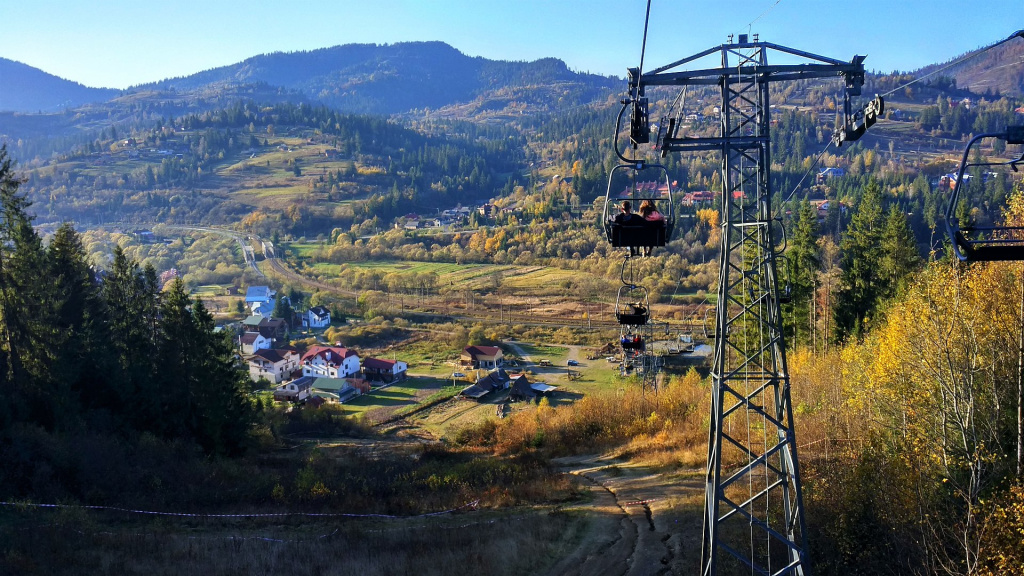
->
{"left": 341, "top": 377, "right": 446, "bottom": 416}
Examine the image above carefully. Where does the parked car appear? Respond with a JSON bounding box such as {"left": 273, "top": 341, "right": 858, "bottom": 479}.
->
{"left": 567, "top": 360, "right": 579, "bottom": 366}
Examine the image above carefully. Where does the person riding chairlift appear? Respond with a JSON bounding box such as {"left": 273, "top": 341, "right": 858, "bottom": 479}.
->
{"left": 638, "top": 200, "right": 665, "bottom": 257}
{"left": 611, "top": 200, "right": 644, "bottom": 256}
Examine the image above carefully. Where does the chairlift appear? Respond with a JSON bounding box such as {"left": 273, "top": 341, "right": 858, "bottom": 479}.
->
{"left": 615, "top": 285, "right": 651, "bottom": 326}
{"left": 945, "top": 126, "right": 1024, "bottom": 262}
{"left": 603, "top": 163, "right": 675, "bottom": 249}
{"left": 776, "top": 255, "right": 793, "bottom": 305}
{"left": 702, "top": 306, "right": 716, "bottom": 339}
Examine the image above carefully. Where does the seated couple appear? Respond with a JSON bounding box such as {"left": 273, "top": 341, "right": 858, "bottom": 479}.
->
{"left": 611, "top": 200, "right": 665, "bottom": 256}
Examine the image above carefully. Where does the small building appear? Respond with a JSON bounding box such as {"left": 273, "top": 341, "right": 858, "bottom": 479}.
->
{"left": 302, "top": 306, "right": 331, "bottom": 329}
{"left": 461, "top": 345, "right": 504, "bottom": 369}
{"left": 815, "top": 167, "right": 845, "bottom": 184}
{"left": 302, "top": 346, "right": 361, "bottom": 379}
{"left": 310, "top": 377, "right": 364, "bottom": 403}
{"left": 460, "top": 368, "right": 511, "bottom": 400}
{"left": 257, "top": 317, "right": 289, "bottom": 342}
{"left": 509, "top": 374, "right": 558, "bottom": 402}
{"left": 362, "top": 357, "right": 409, "bottom": 383}
{"left": 239, "top": 332, "right": 271, "bottom": 355}
{"left": 243, "top": 315, "right": 265, "bottom": 331}
{"left": 273, "top": 376, "right": 313, "bottom": 403}
{"left": 248, "top": 348, "right": 300, "bottom": 383}
{"left": 245, "top": 286, "right": 276, "bottom": 315}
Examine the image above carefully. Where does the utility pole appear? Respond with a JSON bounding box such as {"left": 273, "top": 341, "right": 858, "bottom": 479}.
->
{"left": 634, "top": 35, "right": 868, "bottom": 576}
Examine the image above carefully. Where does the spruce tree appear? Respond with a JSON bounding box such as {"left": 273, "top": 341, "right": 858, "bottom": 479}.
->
{"left": 834, "top": 179, "right": 886, "bottom": 341}
{"left": 879, "top": 205, "right": 921, "bottom": 300}
{"left": 0, "top": 146, "right": 56, "bottom": 428}
{"left": 47, "top": 223, "right": 110, "bottom": 429}
{"left": 103, "top": 247, "right": 159, "bottom": 430}
{"left": 787, "top": 200, "right": 820, "bottom": 346}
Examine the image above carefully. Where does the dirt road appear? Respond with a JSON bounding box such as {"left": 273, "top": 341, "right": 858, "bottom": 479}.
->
{"left": 547, "top": 454, "right": 704, "bottom": 576}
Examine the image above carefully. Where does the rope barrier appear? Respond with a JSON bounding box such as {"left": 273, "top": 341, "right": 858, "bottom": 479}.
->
{"left": 0, "top": 499, "right": 479, "bottom": 520}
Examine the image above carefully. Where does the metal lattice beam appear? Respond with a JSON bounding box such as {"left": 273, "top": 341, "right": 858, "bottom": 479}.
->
{"left": 636, "top": 40, "right": 866, "bottom": 576}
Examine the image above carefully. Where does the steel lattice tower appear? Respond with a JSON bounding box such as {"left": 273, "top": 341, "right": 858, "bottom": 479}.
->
{"left": 633, "top": 38, "right": 866, "bottom": 575}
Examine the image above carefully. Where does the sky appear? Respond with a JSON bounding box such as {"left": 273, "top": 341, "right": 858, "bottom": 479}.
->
{"left": 0, "top": 0, "right": 1021, "bottom": 90}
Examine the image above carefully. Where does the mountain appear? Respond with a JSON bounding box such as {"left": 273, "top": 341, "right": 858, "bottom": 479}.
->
{"left": 140, "top": 41, "right": 621, "bottom": 116}
{"left": 0, "top": 58, "right": 120, "bottom": 113}
{"left": 913, "top": 36, "right": 1024, "bottom": 97}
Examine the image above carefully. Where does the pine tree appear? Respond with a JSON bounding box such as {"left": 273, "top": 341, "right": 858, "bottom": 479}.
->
{"left": 787, "top": 200, "right": 820, "bottom": 346}
{"left": 191, "top": 298, "right": 254, "bottom": 455}
{"left": 879, "top": 206, "right": 921, "bottom": 301}
{"left": 157, "top": 279, "right": 253, "bottom": 454}
{"left": 47, "top": 223, "right": 111, "bottom": 429}
{"left": 834, "top": 179, "right": 886, "bottom": 341}
{"left": 103, "top": 247, "right": 159, "bottom": 429}
{"left": 0, "top": 146, "right": 57, "bottom": 428}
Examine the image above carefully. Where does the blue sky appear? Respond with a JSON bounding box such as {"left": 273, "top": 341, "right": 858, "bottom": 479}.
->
{"left": 1, "top": 0, "right": 1021, "bottom": 89}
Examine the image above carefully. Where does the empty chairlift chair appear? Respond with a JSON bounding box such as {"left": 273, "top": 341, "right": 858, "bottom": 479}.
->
{"left": 603, "top": 163, "right": 675, "bottom": 250}
{"left": 945, "top": 126, "right": 1024, "bottom": 262}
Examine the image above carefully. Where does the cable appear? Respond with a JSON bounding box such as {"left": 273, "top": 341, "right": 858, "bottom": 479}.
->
{"left": 880, "top": 29, "right": 1024, "bottom": 99}
{"left": 772, "top": 140, "right": 835, "bottom": 221}
{"left": 637, "top": 0, "right": 653, "bottom": 86}
{"left": 744, "top": 0, "right": 784, "bottom": 34}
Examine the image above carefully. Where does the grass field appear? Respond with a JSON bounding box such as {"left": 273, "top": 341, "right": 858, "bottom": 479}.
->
{"left": 341, "top": 376, "right": 448, "bottom": 418}
{"left": 285, "top": 254, "right": 604, "bottom": 298}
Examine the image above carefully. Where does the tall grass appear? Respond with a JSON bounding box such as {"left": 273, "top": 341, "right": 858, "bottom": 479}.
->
{"left": 0, "top": 508, "right": 586, "bottom": 576}
{"left": 454, "top": 369, "right": 708, "bottom": 465}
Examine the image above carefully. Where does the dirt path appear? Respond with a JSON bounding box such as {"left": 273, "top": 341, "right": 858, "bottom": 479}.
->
{"left": 547, "top": 454, "right": 704, "bottom": 576}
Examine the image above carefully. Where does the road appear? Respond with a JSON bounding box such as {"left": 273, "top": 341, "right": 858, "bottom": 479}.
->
{"left": 545, "top": 454, "right": 702, "bottom": 576}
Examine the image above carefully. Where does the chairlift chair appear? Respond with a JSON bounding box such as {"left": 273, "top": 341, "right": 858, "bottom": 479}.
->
{"left": 945, "top": 126, "right": 1024, "bottom": 262}
{"left": 615, "top": 285, "right": 651, "bottom": 325}
{"left": 603, "top": 163, "right": 675, "bottom": 249}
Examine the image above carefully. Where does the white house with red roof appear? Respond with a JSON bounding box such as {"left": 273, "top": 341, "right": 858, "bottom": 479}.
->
{"left": 301, "top": 346, "right": 361, "bottom": 379}
{"left": 460, "top": 345, "right": 503, "bottom": 369}
{"left": 363, "top": 357, "right": 409, "bottom": 383}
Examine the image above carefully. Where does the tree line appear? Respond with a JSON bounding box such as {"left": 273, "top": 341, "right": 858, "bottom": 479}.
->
{"left": 0, "top": 147, "right": 255, "bottom": 480}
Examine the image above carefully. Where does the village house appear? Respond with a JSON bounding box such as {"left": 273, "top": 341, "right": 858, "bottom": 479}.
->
{"left": 302, "top": 306, "right": 331, "bottom": 329}
{"left": 239, "top": 331, "right": 271, "bottom": 355}
{"left": 245, "top": 286, "right": 276, "bottom": 316}
{"left": 309, "top": 377, "right": 370, "bottom": 403}
{"left": 815, "top": 167, "right": 845, "bottom": 185}
{"left": 509, "top": 374, "right": 558, "bottom": 402}
{"left": 243, "top": 315, "right": 264, "bottom": 330}
{"left": 460, "top": 368, "right": 511, "bottom": 400}
{"left": 247, "top": 317, "right": 288, "bottom": 343}
{"left": 247, "top": 348, "right": 301, "bottom": 383}
{"left": 273, "top": 376, "right": 313, "bottom": 403}
{"left": 461, "top": 345, "right": 504, "bottom": 369}
{"left": 301, "top": 346, "right": 361, "bottom": 379}
{"left": 362, "top": 357, "right": 409, "bottom": 383}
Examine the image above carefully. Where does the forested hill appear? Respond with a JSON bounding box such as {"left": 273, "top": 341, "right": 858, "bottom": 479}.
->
{"left": 911, "top": 36, "right": 1024, "bottom": 97}
{"left": 139, "top": 41, "right": 621, "bottom": 116}
{"left": 0, "top": 58, "right": 121, "bottom": 113}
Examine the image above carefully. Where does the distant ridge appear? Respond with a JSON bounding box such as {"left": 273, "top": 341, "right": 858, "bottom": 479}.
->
{"left": 139, "top": 41, "right": 620, "bottom": 115}
{"left": 913, "top": 36, "right": 1024, "bottom": 97}
{"left": 0, "top": 58, "right": 120, "bottom": 113}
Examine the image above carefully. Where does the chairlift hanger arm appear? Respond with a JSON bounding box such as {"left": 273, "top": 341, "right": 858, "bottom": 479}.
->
{"left": 638, "top": 63, "right": 864, "bottom": 87}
